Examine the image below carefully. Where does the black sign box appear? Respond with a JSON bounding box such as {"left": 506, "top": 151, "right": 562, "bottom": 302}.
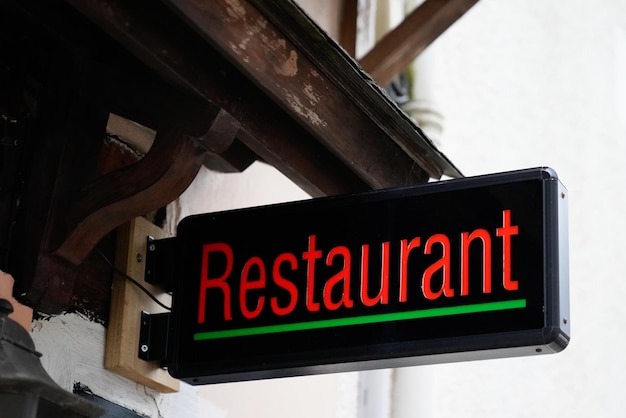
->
{"left": 166, "top": 167, "right": 569, "bottom": 384}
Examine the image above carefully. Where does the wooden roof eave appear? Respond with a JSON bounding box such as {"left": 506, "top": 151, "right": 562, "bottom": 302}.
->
{"left": 67, "top": 0, "right": 462, "bottom": 192}
{"left": 248, "top": 0, "right": 463, "bottom": 180}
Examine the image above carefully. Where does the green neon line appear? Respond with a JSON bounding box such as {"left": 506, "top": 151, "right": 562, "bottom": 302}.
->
{"left": 193, "top": 299, "right": 526, "bottom": 341}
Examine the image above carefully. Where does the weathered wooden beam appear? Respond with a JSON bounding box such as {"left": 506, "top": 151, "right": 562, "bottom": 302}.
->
{"left": 359, "top": 0, "right": 480, "bottom": 86}
{"left": 165, "top": 0, "right": 432, "bottom": 186}
{"left": 65, "top": 0, "right": 373, "bottom": 197}
{"left": 248, "top": 0, "right": 462, "bottom": 179}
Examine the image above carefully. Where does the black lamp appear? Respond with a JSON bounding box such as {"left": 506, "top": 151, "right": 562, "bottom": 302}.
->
{"left": 0, "top": 298, "right": 104, "bottom": 417}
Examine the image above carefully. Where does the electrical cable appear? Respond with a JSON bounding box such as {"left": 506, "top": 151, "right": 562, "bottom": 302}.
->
{"left": 95, "top": 247, "right": 171, "bottom": 311}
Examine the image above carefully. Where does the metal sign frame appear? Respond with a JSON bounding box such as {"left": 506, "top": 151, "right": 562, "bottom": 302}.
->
{"left": 165, "top": 167, "right": 569, "bottom": 384}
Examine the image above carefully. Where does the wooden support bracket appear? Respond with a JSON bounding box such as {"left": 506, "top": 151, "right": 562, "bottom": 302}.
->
{"left": 359, "top": 0, "right": 480, "bottom": 86}
{"left": 54, "top": 108, "right": 240, "bottom": 267}
{"left": 30, "top": 103, "right": 240, "bottom": 313}
{"left": 53, "top": 128, "right": 206, "bottom": 266}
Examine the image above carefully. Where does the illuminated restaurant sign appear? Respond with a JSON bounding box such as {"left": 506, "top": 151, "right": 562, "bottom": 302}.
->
{"left": 166, "top": 167, "right": 570, "bottom": 384}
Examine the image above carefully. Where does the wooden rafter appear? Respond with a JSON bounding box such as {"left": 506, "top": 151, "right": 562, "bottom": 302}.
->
{"left": 359, "top": 0, "right": 480, "bottom": 86}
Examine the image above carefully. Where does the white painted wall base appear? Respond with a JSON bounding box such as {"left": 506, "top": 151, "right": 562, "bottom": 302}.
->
{"left": 31, "top": 313, "right": 227, "bottom": 418}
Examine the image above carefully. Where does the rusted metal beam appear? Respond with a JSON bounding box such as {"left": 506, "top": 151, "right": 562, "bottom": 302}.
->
{"left": 359, "top": 0, "right": 480, "bottom": 87}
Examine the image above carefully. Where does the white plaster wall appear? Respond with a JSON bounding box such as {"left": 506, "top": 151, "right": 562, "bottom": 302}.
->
{"left": 164, "top": 162, "right": 310, "bottom": 236}
{"left": 199, "top": 372, "right": 359, "bottom": 418}
{"left": 295, "top": 0, "right": 343, "bottom": 40}
{"left": 416, "top": 1, "right": 626, "bottom": 417}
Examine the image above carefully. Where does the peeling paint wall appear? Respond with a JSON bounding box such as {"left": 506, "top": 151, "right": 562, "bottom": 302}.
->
{"left": 31, "top": 313, "right": 228, "bottom": 417}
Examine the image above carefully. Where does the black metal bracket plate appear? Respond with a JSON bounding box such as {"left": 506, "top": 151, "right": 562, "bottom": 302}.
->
{"left": 145, "top": 236, "right": 176, "bottom": 292}
{"left": 138, "top": 311, "right": 170, "bottom": 362}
